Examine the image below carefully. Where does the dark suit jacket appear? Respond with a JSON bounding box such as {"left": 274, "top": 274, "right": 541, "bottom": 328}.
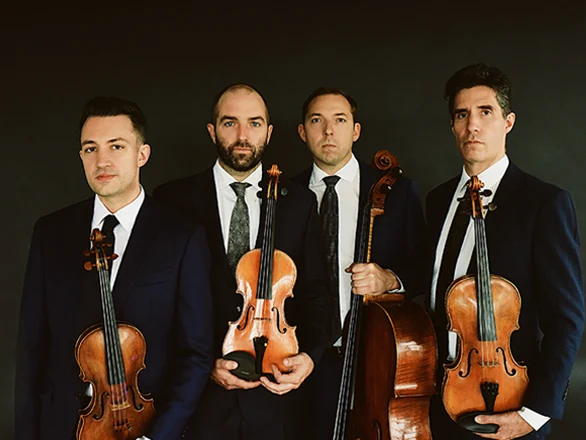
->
{"left": 425, "top": 161, "right": 585, "bottom": 422}
{"left": 153, "top": 167, "right": 330, "bottom": 364}
{"left": 292, "top": 160, "right": 426, "bottom": 304}
{"left": 15, "top": 196, "right": 214, "bottom": 440}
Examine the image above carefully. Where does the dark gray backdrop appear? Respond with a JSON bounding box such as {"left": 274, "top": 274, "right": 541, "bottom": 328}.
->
{"left": 2, "top": 2, "right": 585, "bottom": 438}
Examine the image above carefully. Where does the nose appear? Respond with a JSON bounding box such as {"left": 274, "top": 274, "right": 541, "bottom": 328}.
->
{"left": 324, "top": 120, "right": 334, "bottom": 136}
{"left": 466, "top": 113, "right": 480, "bottom": 133}
{"left": 237, "top": 124, "right": 248, "bottom": 141}
{"left": 95, "top": 148, "right": 112, "bottom": 167}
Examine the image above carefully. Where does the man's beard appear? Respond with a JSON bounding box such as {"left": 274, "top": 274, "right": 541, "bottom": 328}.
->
{"left": 216, "top": 138, "right": 267, "bottom": 172}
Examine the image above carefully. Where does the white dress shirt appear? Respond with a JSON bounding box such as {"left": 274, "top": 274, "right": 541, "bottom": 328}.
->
{"left": 89, "top": 187, "right": 151, "bottom": 440}
{"left": 213, "top": 160, "right": 263, "bottom": 252}
{"left": 429, "top": 154, "right": 548, "bottom": 430}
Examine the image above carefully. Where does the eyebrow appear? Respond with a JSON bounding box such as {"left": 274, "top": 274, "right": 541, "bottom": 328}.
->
{"left": 81, "top": 137, "right": 130, "bottom": 146}
{"left": 454, "top": 104, "right": 495, "bottom": 114}
{"left": 219, "top": 115, "right": 266, "bottom": 123}
{"left": 307, "top": 111, "right": 350, "bottom": 118}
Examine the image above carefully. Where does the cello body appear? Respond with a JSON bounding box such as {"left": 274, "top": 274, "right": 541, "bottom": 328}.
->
{"left": 333, "top": 150, "right": 436, "bottom": 440}
{"left": 349, "top": 299, "right": 436, "bottom": 440}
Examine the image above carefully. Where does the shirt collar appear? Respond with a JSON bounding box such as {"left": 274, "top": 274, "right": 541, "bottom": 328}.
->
{"left": 92, "top": 186, "right": 145, "bottom": 232}
{"left": 457, "top": 154, "right": 510, "bottom": 193}
{"left": 213, "top": 159, "right": 263, "bottom": 190}
{"left": 309, "top": 153, "right": 359, "bottom": 186}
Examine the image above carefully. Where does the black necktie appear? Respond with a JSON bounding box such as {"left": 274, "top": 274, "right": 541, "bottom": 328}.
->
{"left": 101, "top": 214, "right": 119, "bottom": 278}
{"left": 434, "top": 189, "right": 470, "bottom": 361}
{"left": 227, "top": 182, "right": 252, "bottom": 270}
{"left": 320, "top": 175, "right": 342, "bottom": 343}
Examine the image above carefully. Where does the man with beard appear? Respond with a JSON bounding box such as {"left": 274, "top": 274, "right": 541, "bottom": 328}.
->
{"left": 153, "top": 84, "right": 330, "bottom": 440}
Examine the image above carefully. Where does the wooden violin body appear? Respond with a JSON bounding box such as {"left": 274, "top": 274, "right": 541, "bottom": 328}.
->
{"left": 75, "top": 324, "right": 155, "bottom": 440}
{"left": 443, "top": 275, "right": 528, "bottom": 426}
{"left": 349, "top": 298, "right": 436, "bottom": 440}
{"left": 222, "top": 165, "right": 299, "bottom": 380}
{"left": 223, "top": 248, "right": 298, "bottom": 375}
{"left": 441, "top": 176, "right": 529, "bottom": 433}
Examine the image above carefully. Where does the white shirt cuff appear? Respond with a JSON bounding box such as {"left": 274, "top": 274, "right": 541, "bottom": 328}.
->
{"left": 136, "top": 437, "right": 151, "bottom": 440}
{"left": 385, "top": 269, "right": 405, "bottom": 293}
{"left": 518, "top": 406, "right": 550, "bottom": 431}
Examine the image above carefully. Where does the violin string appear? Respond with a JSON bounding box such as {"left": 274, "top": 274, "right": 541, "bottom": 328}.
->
{"left": 98, "top": 261, "right": 119, "bottom": 428}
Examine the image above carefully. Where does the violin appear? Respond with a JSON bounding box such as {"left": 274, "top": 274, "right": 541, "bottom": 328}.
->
{"left": 442, "top": 176, "right": 529, "bottom": 434}
{"left": 75, "top": 228, "right": 155, "bottom": 439}
{"left": 336, "top": 150, "right": 437, "bottom": 440}
{"left": 222, "top": 165, "right": 299, "bottom": 381}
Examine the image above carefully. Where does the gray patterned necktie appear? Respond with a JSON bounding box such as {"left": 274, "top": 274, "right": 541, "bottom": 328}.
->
{"left": 227, "top": 182, "right": 252, "bottom": 270}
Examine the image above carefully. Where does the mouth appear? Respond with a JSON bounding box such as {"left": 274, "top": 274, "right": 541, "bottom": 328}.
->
{"left": 95, "top": 174, "right": 116, "bottom": 181}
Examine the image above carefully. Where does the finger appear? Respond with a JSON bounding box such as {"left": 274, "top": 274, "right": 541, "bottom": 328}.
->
{"left": 344, "top": 263, "right": 354, "bottom": 273}
{"left": 260, "top": 376, "right": 294, "bottom": 394}
{"left": 350, "top": 263, "right": 367, "bottom": 274}
{"left": 216, "top": 359, "right": 239, "bottom": 371}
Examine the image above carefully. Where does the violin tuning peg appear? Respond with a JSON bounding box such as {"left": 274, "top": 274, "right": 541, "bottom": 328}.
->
{"left": 256, "top": 190, "right": 263, "bottom": 198}
{"left": 481, "top": 189, "right": 493, "bottom": 197}
{"left": 83, "top": 249, "right": 91, "bottom": 256}
{"left": 488, "top": 202, "right": 497, "bottom": 211}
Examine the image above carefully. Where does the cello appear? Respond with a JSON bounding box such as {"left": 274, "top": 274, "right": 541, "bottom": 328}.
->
{"left": 222, "top": 164, "right": 299, "bottom": 381}
{"left": 335, "top": 150, "right": 437, "bottom": 440}
{"left": 75, "top": 228, "right": 155, "bottom": 439}
{"left": 442, "top": 176, "right": 529, "bottom": 433}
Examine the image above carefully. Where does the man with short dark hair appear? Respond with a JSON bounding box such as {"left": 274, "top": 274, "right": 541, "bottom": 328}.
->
{"left": 425, "top": 63, "right": 584, "bottom": 439}
{"left": 153, "top": 84, "right": 330, "bottom": 440}
{"left": 292, "top": 87, "right": 426, "bottom": 439}
{"left": 15, "top": 96, "right": 214, "bottom": 440}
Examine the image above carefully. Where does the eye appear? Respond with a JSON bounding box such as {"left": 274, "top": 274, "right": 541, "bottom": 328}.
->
{"left": 251, "top": 121, "right": 261, "bottom": 128}
{"left": 112, "top": 144, "right": 124, "bottom": 150}
{"left": 224, "top": 121, "right": 234, "bottom": 127}
{"left": 336, "top": 117, "right": 347, "bottom": 123}
{"left": 455, "top": 112, "right": 467, "bottom": 120}
{"left": 481, "top": 109, "right": 492, "bottom": 116}
{"left": 310, "top": 117, "right": 320, "bottom": 123}
{"left": 82, "top": 146, "right": 96, "bottom": 154}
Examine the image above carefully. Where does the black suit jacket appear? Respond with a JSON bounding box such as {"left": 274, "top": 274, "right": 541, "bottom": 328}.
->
{"left": 15, "top": 196, "right": 214, "bottom": 440}
{"left": 292, "top": 160, "right": 425, "bottom": 300}
{"left": 153, "top": 167, "right": 330, "bottom": 364}
{"left": 425, "top": 162, "right": 585, "bottom": 421}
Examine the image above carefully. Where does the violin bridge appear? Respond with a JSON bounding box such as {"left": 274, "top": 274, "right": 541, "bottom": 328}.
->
{"left": 110, "top": 400, "right": 131, "bottom": 412}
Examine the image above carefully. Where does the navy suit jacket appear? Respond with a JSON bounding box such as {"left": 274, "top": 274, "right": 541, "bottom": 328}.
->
{"left": 292, "top": 160, "right": 426, "bottom": 302}
{"left": 425, "top": 162, "right": 585, "bottom": 421}
{"left": 153, "top": 167, "right": 330, "bottom": 364}
{"left": 15, "top": 196, "right": 214, "bottom": 440}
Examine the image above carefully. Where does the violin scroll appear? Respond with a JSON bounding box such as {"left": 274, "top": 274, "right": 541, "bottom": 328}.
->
{"left": 82, "top": 228, "right": 118, "bottom": 272}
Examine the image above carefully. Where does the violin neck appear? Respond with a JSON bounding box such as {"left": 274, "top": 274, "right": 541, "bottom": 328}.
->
{"left": 97, "top": 258, "right": 127, "bottom": 386}
{"left": 257, "top": 197, "right": 276, "bottom": 300}
{"left": 474, "top": 216, "right": 497, "bottom": 341}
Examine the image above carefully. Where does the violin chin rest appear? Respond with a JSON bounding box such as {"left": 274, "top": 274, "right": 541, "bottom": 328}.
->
{"left": 457, "top": 411, "right": 499, "bottom": 434}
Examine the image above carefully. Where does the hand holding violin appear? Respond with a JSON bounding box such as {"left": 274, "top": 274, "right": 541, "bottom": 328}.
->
{"left": 260, "top": 352, "right": 314, "bottom": 395}
{"left": 211, "top": 358, "right": 261, "bottom": 390}
{"left": 474, "top": 411, "right": 533, "bottom": 440}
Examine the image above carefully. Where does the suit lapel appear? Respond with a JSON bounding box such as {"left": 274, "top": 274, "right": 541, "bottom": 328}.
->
{"left": 192, "top": 169, "right": 235, "bottom": 280}
{"left": 111, "top": 197, "right": 161, "bottom": 314}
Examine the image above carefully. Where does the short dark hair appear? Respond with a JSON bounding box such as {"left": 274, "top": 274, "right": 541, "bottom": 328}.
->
{"left": 301, "top": 87, "right": 358, "bottom": 123}
{"left": 444, "top": 63, "right": 513, "bottom": 118}
{"left": 79, "top": 96, "right": 148, "bottom": 143}
{"left": 210, "top": 84, "right": 270, "bottom": 125}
